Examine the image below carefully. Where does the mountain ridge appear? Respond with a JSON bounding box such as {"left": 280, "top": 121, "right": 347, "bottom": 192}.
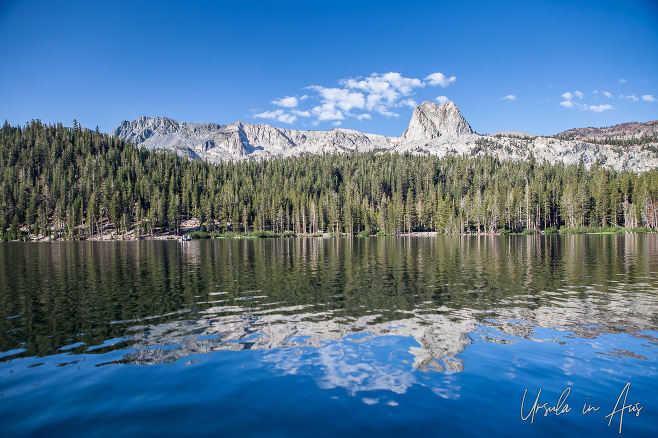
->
{"left": 556, "top": 120, "right": 658, "bottom": 141}
{"left": 112, "top": 101, "right": 658, "bottom": 172}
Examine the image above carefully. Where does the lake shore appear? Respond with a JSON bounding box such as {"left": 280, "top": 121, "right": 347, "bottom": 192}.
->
{"left": 9, "top": 218, "right": 653, "bottom": 242}
{"left": 15, "top": 230, "right": 653, "bottom": 242}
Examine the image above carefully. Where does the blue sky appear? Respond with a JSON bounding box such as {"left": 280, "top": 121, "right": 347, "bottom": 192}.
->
{"left": 0, "top": 0, "right": 656, "bottom": 136}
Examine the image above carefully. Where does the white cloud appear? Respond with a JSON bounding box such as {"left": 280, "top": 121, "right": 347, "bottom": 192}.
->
{"left": 343, "top": 72, "right": 425, "bottom": 97}
{"left": 334, "top": 71, "right": 434, "bottom": 117}
{"left": 312, "top": 103, "right": 345, "bottom": 121}
{"left": 332, "top": 121, "right": 342, "bottom": 126}
{"left": 424, "top": 72, "right": 457, "bottom": 88}
{"left": 502, "top": 94, "right": 517, "bottom": 101}
{"left": 595, "top": 90, "right": 614, "bottom": 98}
{"left": 344, "top": 77, "right": 395, "bottom": 101}
{"left": 381, "top": 72, "right": 425, "bottom": 94}
{"left": 435, "top": 95, "right": 449, "bottom": 103}
{"left": 560, "top": 90, "right": 586, "bottom": 109}
{"left": 254, "top": 109, "right": 297, "bottom": 124}
{"left": 365, "top": 93, "right": 385, "bottom": 111}
{"left": 271, "top": 96, "right": 298, "bottom": 108}
{"left": 377, "top": 107, "right": 400, "bottom": 117}
{"left": 398, "top": 98, "right": 418, "bottom": 108}
{"left": 588, "top": 104, "right": 613, "bottom": 112}
{"left": 255, "top": 109, "right": 283, "bottom": 119}
{"left": 376, "top": 107, "right": 399, "bottom": 117}
{"left": 342, "top": 77, "right": 392, "bottom": 97}
{"left": 310, "top": 86, "right": 366, "bottom": 112}
{"left": 278, "top": 113, "right": 297, "bottom": 124}
{"left": 621, "top": 94, "right": 640, "bottom": 102}
{"left": 641, "top": 94, "right": 656, "bottom": 102}
{"left": 341, "top": 72, "right": 430, "bottom": 113}
{"left": 561, "top": 91, "right": 584, "bottom": 100}
{"left": 560, "top": 89, "right": 614, "bottom": 112}
{"left": 619, "top": 79, "right": 627, "bottom": 83}
{"left": 264, "top": 71, "right": 456, "bottom": 126}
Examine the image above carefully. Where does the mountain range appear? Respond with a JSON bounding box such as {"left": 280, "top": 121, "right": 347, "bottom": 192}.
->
{"left": 112, "top": 101, "right": 658, "bottom": 172}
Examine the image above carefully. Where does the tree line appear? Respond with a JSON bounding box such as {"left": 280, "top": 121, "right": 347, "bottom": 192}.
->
{"left": 1, "top": 119, "right": 658, "bottom": 240}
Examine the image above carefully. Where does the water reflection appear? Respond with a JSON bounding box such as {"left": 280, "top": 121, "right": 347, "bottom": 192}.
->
{"left": 1, "top": 236, "right": 657, "bottom": 380}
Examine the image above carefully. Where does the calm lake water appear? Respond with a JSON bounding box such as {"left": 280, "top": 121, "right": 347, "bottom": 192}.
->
{"left": 1, "top": 236, "right": 657, "bottom": 437}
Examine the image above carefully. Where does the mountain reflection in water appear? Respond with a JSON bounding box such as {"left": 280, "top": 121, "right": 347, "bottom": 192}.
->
{"left": 2, "top": 236, "right": 656, "bottom": 374}
{"left": 1, "top": 236, "right": 658, "bottom": 437}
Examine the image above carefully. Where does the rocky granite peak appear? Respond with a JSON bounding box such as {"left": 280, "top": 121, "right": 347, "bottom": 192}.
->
{"left": 111, "top": 102, "right": 658, "bottom": 172}
{"left": 112, "top": 116, "right": 394, "bottom": 161}
{"left": 402, "top": 101, "right": 473, "bottom": 140}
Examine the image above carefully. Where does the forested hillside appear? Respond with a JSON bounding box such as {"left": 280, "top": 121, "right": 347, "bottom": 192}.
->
{"left": 1, "top": 120, "right": 658, "bottom": 240}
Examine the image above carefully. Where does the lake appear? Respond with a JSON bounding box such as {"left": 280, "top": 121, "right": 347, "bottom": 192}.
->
{"left": 1, "top": 235, "right": 657, "bottom": 437}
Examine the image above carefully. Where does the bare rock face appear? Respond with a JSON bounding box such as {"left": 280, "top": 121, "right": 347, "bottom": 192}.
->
{"left": 112, "top": 101, "right": 474, "bottom": 161}
{"left": 111, "top": 117, "right": 226, "bottom": 160}
{"left": 112, "top": 101, "right": 658, "bottom": 172}
{"left": 402, "top": 101, "right": 473, "bottom": 140}
{"left": 112, "top": 116, "right": 394, "bottom": 161}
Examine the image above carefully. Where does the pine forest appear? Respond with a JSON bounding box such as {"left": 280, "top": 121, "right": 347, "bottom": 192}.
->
{"left": 2, "top": 120, "right": 658, "bottom": 241}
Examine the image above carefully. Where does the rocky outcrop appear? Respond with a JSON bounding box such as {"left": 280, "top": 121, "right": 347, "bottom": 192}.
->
{"left": 401, "top": 101, "right": 472, "bottom": 140}
{"left": 112, "top": 117, "right": 394, "bottom": 161}
{"left": 112, "top": 101, "right": 658, "bottom": 172}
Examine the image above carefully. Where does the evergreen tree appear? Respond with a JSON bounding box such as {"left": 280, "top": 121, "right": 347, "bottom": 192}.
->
{"left": 1, "top": 120, "right": 658, "bottom": 241}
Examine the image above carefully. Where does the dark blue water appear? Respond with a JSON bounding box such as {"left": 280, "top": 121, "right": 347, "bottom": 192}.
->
{"left": 1, "top": 236, "right": 657, "bottom": 437}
